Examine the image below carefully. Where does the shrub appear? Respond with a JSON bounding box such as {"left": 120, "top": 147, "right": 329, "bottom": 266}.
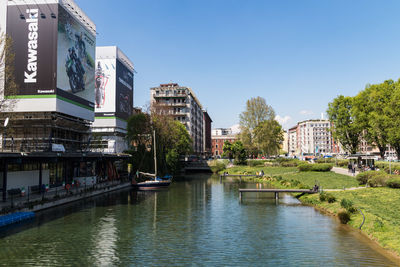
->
{"left": 298, "top": 163, "right": 332, "bottom": 172}
{"left": 336, "top": 159, "right": 349, "bottom": 167}
{"left": 340, "top": 198, "right": 357, "bottom": 213}
{"left": 338, "top": 210, "right": 351, "bottom": 224}
{"left": 340, "top": 198, "right": 353, "bottom": 209}
{"left": 387, "top": 177, "right": 400, "bottom": 188}
{"left": 356, "top": 172, "right": 370, "bottom": 185}
{"left": 356, "top": 171, "right": 387, "bottom": 185}
{"left": 234, "top": 159, "right": 247, "bottom": 165}
{"left": 367, "top": 173, "right": 391, "bottom": 187}
{"left": 247, "top": 160, "right": 266, "bottom": 167}
{"left": 314, "top": 158, "right": 335, "bottom": 164}
{"left": 383, "top": 165, "right": 400, "bottom": 174}
{"left": 311, "top": 163, "right": 333, "bottom": 172}
{"left": 280, "top": 161, "right": 299, "bottom": 167}
{"left": 319, "top": 191, "right": 335, "bottom": 202}
{"left": 327, "top": 194, "right": 336, "bottom": 203}
{"left": 298, "top": 163, "right": 313, "bottom": 172}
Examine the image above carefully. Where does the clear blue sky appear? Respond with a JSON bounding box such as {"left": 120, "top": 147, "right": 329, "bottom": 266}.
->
{"left": 76, "top": 0, "right": 400, "bottom": 130}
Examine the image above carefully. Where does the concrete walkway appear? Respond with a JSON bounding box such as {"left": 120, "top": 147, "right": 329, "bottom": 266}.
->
{"left": 331, "top": 166, "right": 359, "bottom": 177}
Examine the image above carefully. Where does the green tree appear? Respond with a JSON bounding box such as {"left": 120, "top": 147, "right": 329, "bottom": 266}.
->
{"left": 126, "top": 113, "right": 153, "bottom": 175}
{"left": 239, "top": 96, "right": 279, "bottom": 156}
{"left": 353, "top": 81, "right": 393, "bottom": 158}
{"left": 254, "top": 119, "right": 284, "bottom": 156}
{"left": 327, "top": 95, "right": 362, "bottom": 154}
{"left": 231, "top": 141, "right": 247, "bottom": 164}
{"left": 164, "top": 121, "right": 193, "bottom": 174}
{"left": 223, "top": 140, "right": 247, "bottom": 164}
{"left": 386, "top": 80, "right": 400, "bottom": 160}
{"left": 239, "top": 96, "right": 275, "bottom": 131}
{"left": 222, "top": 141, "right": 233, "bottom": 159}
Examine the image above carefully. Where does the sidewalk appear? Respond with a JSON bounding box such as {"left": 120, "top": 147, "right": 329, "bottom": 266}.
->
{"left": 331, "top": 166, "right": 359, "bottom": 177}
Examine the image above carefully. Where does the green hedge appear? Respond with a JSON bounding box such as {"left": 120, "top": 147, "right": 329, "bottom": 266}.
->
{"left": 247, "top": 160, "right": 266, "bottom": 167}
{"left": 387, "top": 177, "right": 400, "bottom": 188}
{"left": 336, "top": 159, "right": 349, "bottom": 167}
{"left": 298, "top": 163, "right": 313, "bottom": 171}
{"left": 368, "top": 174, "right": 394, "bottom": 187}
{"left": 356, "top": 171, "right": 387, "bottom": 185}
{"left": 298, "top": 163, "right": 333, "bottom": 172}
{"left": 375, "top": 161, "right": 400, "bottom": 174}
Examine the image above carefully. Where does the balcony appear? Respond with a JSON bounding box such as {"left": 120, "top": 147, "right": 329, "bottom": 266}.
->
{"left": 153, "top": 92, "right": 187, "bottom": 98}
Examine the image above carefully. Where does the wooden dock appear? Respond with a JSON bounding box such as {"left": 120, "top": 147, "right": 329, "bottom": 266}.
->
{"left": 220, "top": 174, "right": 262, "bottom": 183}
{"left": 239, "top": 188, "right": 318, "bottom": 202}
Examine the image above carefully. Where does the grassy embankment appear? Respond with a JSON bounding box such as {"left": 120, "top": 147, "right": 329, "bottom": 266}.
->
{"left": 221, "top": 164, "right": 400, "bottom": 258}
{"left": 301, "top": 188, "right": 400, "bottom": 258}
{"left": 222, "top": 165, "right": 359, "bottom": 189}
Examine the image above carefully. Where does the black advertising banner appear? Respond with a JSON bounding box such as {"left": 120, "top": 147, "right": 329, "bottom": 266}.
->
{"left": 115, "top": 59, "right": 133, "bottom": 120}
{"left": 6, "top": 4, "right": 58, "bottom": 96}
{"left": 56, "top": 5, "right": 95, "bottom": 108}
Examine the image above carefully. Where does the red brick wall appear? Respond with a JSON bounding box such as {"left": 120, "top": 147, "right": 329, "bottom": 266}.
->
{"left": 211, "top": 138, "right": 236, "bottom": 156}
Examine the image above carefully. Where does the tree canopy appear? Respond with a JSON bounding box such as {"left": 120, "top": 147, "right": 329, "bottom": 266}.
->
{"left": 126, "top": 112, "right": 193, "bottom": 176}
{"left": 327, "top": 95, "right": 362, "bottom": 154}
{"left": 239, "top": 96, "right": 283, "bottom": 157}
{"left": 222, "top": 140, "right": 247, "bottom": 164}
{"left": 328, "top": 79, "right": 400, "bottom": 159}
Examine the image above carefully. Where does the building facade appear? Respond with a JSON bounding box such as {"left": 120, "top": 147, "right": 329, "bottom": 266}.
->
{"left": 203, "top": 111, "right": 212, "bottom": 157}
{"left": 211, "top": 128, "right": 237, "bottom": 157}
{"left": 281, "top": 131, "right": 288, "bottom": 154}
{"left": 288, "top": 126, "right": 298, "bottom": 156}
{"left": 1, "top": 0, "right": 97, "bottom": 153}
{"left": 150, "top": 83, "right": 205, "bottom": 154}
{"left": 0, "top": 0, "right": 128, "bottom": 202}
{"left": 91, "top": 46, "right": 134, "bottom": 153}
{"left": 288, "top": 119, "right": 342, "bottom": 157}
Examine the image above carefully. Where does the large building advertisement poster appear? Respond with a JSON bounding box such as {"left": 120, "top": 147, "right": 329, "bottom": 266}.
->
{"left": 56, "top": 5, "right": 95, "bottom": 106}
{"left": 6, "top": 4, "right": 58, "bottom": 96}
{"left": 94, "top": 58, "right": 116, "bottom": 113}
{"left": 115, "top": 59, "right": 133, "bottom": 120}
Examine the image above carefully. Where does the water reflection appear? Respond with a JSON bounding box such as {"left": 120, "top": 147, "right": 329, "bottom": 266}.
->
{"left": 91, "top": 212, "right": 118, "bottom": 266}
{"left": 0, "top": 175, "right": 398, "bottom": 266}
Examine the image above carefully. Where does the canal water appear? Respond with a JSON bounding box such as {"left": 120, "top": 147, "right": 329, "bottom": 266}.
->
{"left": 0, "top": 175, "right": 398, "bottom": 266}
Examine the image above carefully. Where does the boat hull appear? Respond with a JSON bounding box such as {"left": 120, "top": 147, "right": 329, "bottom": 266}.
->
{"left": 133, "top": 181, "right": 171, "bottom": 190}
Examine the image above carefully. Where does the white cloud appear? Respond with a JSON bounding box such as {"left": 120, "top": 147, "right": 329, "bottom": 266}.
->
{"left": 230, "top": 124, "right": 241, "bottom": 134}
{"left": 299, "top": 110, "right": 314, "bottom": 115}
{"left": 275, "top": 115, "right": 292, "bottom": 129}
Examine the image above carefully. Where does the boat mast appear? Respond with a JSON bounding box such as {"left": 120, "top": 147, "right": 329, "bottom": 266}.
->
{"left": 153, "top": 130, "right": 157, "bottom": 178}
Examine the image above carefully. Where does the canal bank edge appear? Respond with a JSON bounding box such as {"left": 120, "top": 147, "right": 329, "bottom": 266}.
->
{"left": 298, "top": 194, "right": 400, "bottom": 264}
{"left": 223, "top": 172, "right": 400, "bottom": 263}
{"left": 9, "top": 182, "right": 132, "bottom": 214}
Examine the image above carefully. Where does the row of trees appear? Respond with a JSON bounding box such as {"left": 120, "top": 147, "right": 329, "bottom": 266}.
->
{"left": 126, "top": 110, "right": 192, "bottom": 177}
{"left": 327, "top": 79, "right": 400, "bottom": 159}
{"left": 238, "top": 97, "right": 284, "bottom": 157}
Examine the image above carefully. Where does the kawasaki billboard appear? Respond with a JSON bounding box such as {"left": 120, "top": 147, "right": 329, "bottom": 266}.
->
{"left": 6, "top": 2, "right": 95, "bottom": 120}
